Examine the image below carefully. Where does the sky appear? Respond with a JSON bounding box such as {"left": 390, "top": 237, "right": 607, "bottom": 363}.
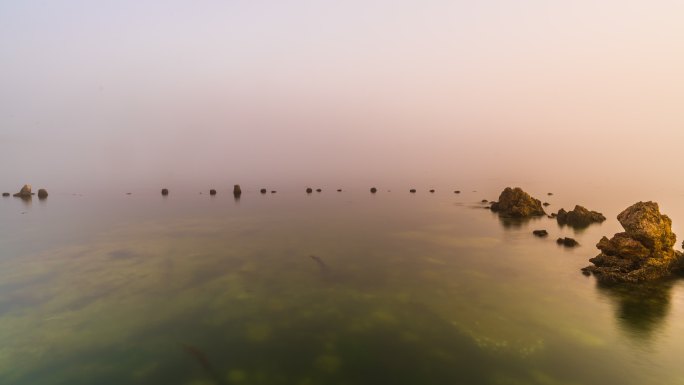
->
{"left": 1, "top": 0, "right": 683, "bottom": 192}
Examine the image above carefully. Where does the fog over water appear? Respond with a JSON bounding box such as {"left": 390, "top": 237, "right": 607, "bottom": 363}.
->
{"left": 1, "top": 1, "right": 683, "bottom": 193}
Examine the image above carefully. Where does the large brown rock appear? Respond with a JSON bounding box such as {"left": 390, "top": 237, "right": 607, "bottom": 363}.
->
{"left": 13, "top": 184, "right": 32, "bottom": 198}
{"left": 556, "top": 205, "right": 606, "bottom": 228}
{"left": 489, "top": 187, "right": 545, "bottom": 218}
{"left": 583, "top": 201, "right": 683, "bottom": 283}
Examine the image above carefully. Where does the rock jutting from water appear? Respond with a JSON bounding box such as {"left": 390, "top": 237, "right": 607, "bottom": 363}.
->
{"left": 533, "top": 230, "right": 548, "bottom": 237}
{"left": 161, "top": 188, "right": 169, "bottom": 196}
{"left": 557, "top": 237, "right": 579, "bottom": 247}
{"left": 306, "top": 187, "right": 313, "bottom": 193}
{"left": 370, "top": 187, "right": 377, "bottom": 193}
{"left": 13, "top": 184, "right": 32, "bottom": 198}
{"left": 337, "top": 189, "right": 342, "bottom": 192}
{"left": 233, "top": 185, "right": 242, "bottom": 196}
{"left": 260, "top": 188, "right": 267, "bottom": 194}
{"left": 2, "top": 192, "right": 9, "bottom": 197}
{"left": 37, "top": 189, "right": 48, "bottom": 199}
{"left": 316, "top": 188, "right": 322, "bottom": 192}
{"left": 489, "top": 187, "right": 545, "bottom": 218}
{"left": 410, "top": 189, "right": 416, "bottom": 193}
{"left": 210, "top": 189, "right": 217, "bottom": 196}
{"left": 454, "top": 190, "right": 460, "bottom": 194}
{"left": 429, "top": 189, "right": 435, "bottom": 193}
{"left": 556, "top": 205, "right": 606, "bottom": 228}
{"left": 582, "top": 201, "right": 684, "bottom": 283}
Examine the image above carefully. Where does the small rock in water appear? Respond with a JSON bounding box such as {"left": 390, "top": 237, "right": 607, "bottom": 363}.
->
{"left": 2, "top": 192, "right": 9, "bottom": 197}
{"left": 161, "top": 188, "right": 169, "bottom": 196}
{"left": 557, "top": 237, "right": 579, "bottom": 247}
{"left": 490, "top": 187, "right": 545, "bottom": 218}
{"left": 454, "top": 190, "right": 461, "bottom": 194}
{"left": 429, "top": 189, "right": 435, "bottom": 193}
{"left": 337, "top": 189, "right": 342, "bottom": 192}
{"left": 556, "top": 205, "right": 606, "bottom": 228}
{"left": 533, "top": 230, "right": 548, "bottom": 237}
{"left": 260, "top": 188, "right": 267, "bottom": 194}
{"left": 126, "top": 192, "right": 132, "bottom": 195}
{"left": 271, "top": 190, "right": 277, "bottom": 193}
{"left": 37, "top": 189, "right": 48, "bottom": 199}
{"left": 13, "top": 184, "right": 32, "bottom": 198}
{"left": 306, "top": 187, "right": 313, "bottom": 193}
{"left": 316, "top": 188, "right": 322, "bottom": 192}
{"left": 548, "top": 192, "right": 554, "bottom": 196}
{"left": 233, "top": 185, "right": 242, "bottom": 196}
{"left": 370, "top": 187, "right": 377, "bottom": 193}
{"left": 410, "top": 189, "right": 416, "bottom": 193}
{"left": 543, "top": 202, "right": 550, "bottom": 206}
{"left": 481, "top": 199, "right": 488, "bottom": 203}
{"left": 210, "top": 189, "right": 217, "bottom": 196}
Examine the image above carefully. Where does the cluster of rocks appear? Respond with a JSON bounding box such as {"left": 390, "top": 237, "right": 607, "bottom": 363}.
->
{"left": 582, "top": 202, "right": 684, "bottom": 283}
{"left": 556, "top": 205, "right": 606, "bottom": 228}
{"left": 6, "top": 184, "right": 48, "bottom": 199}
{"left": 490, "top": 187, "right": 545, "bottom": 218}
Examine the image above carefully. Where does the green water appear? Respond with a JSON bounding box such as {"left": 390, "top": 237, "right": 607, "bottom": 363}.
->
{"left": 1, "top": 186, "right": 684, "bottom": 385}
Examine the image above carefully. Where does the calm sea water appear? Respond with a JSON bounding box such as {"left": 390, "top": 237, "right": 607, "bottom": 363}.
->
{"left": 1, "top": 183, "right": 684, "bottom": 385}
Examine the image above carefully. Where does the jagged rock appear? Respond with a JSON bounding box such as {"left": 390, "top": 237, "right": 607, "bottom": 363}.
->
{"left": 489, "top": 187, "right": 545, "bottom": 218}
{"left": 557, "top": 237, "right": 579, "bottom": 247}
{"left": 533, "top": 230, "right": 548, "bottom": 237}
{"left": 306, "top": 187, "right": 313, "bottom": 193}
{"left": 260, "top": 188, "right": 267, "bottom": 194}
{"left": 37, "top": 189, "right": 48, "bottom": 199}
{"left": 582, "top": 201, "right": 683, "bottom": 283}
{"left": 210, "top": 189, "right": 217, "bottom": 196}
{"left": 233, "top": 185, "right": 242, "bottom": 196}
{"left": 161, "top": 188, "right": 169, "bottom": 196}
{"left": 556, "top": 205, "right": 606, "bottom": 228}
{"left": 410, "top": 189, "right": 416, "bottom": 193}
{"left": 370, "top": 187, "right": 377, "bottom": 193}
{"left": 13, "top": 184, "right": 32, "bottom": 198}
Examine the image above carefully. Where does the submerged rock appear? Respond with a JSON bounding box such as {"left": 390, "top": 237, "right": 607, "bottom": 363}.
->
{"left": 37, "top": 189, "right": 48, "bottom": 199}
{"left": 556, "top": 205, "right": 606, "bottom": 228}
{"left": 489, "top": 187, "right": 545, "bottom": 218}
{"left": 557, "top": 237, "right": 579, "bottom": 247}
{"left": 533, "top": 230, "right": 548, "bottom": 237}
{"left": 161, "top": 188, "right": 169, "bottom": 196}
{"left": 370, "top": 187, "right": 377, "bottom": 193}
{"left": 13, "top": 184, "right": 32, "bottom": 198}
{"left": 582, "top": 201, "right": 684, "bottom": 283}
{"left": 233, "top": 185, "right": 242, "bottom": 196}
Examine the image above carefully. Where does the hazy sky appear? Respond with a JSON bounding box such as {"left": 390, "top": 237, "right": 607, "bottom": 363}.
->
{"left": 1, "top": 1, "right": 683, "bottom": 192}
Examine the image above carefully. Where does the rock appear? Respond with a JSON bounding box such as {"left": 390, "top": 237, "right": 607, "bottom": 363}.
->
{"left": 161, "top": 188, "right": 169, "bottom": 196}
{"left": 37, "top": 189, "right": 48, "bottom": 199}
{"left": 429, "top": 189, "right": 435, "bottom": 193}
{"left": 454, "top": 190, "right": 461, "bottom": 194}
{"left": 260, "top": 188, "right": 267, "bottom": 194}
{"left": 557, "top": 237, "right": 579, "bottom": 247}
{"left": 410, "top": 189, "right": 416, "bottom": 193}
{"left": 306, "top": 187, "right": 313, "bottom": 193}
{"left": 370, "top": 187, "right": 377, "bottom": 193}
{"left": 550, "top": 213, "right": 557, "bottom": 218}
{"left": 481, "top": 199, "right": 488, "bottom": 203}
{"left": 337, "top": 189, "right": 342, "bottom": 192}
{"left": 556, "top": 205, "right": 606, "bottom": 228}
{"left": 233, "top": 185, "right": 242, "bottom": 196}
{"left": 543, "top": 202, "right": 550, "bottom": 206}
{"left": 583, "top": 201, "right": 684, "bottom": 283}
{"left": 533, "top": 230, "right": 548, "bottom": 237}
{"left": 489, "top": 187, "right": 545, "bottom": 218}
{"left": 2, "top": 192, "right": 9, "bottom": 197}
{"left": 271, "top": 190, "right": 277, "bottom": 194}
{"left": 548, "top": 193, "right": 553, "bottom": 196}
{"left": 13, "top": 184, "right": 32, "bottom": 198}
{"left": 316, "top": 188, "right": 322, "bottom": 192}
{"left": 210, "top": 189, "right": 217, "bottom": 196}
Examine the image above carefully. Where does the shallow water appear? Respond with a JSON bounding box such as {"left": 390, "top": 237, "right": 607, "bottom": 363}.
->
{"left": 1, "top": 185, "right": 684, "bottom": 385}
